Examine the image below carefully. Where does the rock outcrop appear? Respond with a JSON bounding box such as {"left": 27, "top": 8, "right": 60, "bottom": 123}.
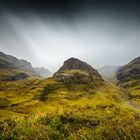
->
{"left": 53, "top": 57, "right": 103, "bottom": 84}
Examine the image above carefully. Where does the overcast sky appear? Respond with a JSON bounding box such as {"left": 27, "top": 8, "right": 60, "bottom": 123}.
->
{"left": 0, "top": 0, "right": 140, "bottom": 72}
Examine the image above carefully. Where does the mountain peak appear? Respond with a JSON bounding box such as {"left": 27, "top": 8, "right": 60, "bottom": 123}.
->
{"left": 55, "top": 57, "right": 96, "bottom": 73}
{"left": 54, "top": 57, "right": 103, "bottom": 84}
{"left": 129, "top": 56, "right": 140, "bottom": 65}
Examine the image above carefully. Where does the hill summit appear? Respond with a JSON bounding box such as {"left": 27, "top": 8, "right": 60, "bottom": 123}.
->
{"left": 56, "top": 57, "right": 97, "bottom": 73}
{"left": 54, "top": 57, "right": 103, "bottom": 84}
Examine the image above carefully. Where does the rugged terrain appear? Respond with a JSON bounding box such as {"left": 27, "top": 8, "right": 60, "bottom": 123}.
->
{"left": 117, "top": 57, "right": 140, "bottom": 106}
{"left": 54, "top": 57, "right": 104, "bottom": 85}
{"left": 0, "top": 51, "right": 34, "bottom": 71}
{"left": 0, "top": 51, "right": 51, "bottom": 80}
{"left": 0, "top": 53, "right": 140, "bottom": 140}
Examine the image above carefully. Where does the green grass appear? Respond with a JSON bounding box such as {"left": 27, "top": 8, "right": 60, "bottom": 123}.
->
{"left": 0, "top": 76, "right": 140, "bottom": 139}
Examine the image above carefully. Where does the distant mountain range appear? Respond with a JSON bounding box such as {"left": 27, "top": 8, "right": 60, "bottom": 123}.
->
{"left": 0, "top": 51, "right": 34, "bottom": 71}
{"left": 98, "top": 65, "right": 121, "bottom": 82}
{"left": 0, "top": 51, "right": 51, "bottom": 80}
{"left": 0, "top": 50, "right": 139, "bottom": 85}
{"left": 34, "top": 67, "right": 52, "bottom": 78}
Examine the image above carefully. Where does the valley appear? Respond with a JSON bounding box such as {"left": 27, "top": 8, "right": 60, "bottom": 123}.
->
{"left": 0, "top": 52, "right": 140, "bottom": 139}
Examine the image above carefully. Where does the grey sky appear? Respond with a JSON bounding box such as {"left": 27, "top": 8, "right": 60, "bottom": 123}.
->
{"left": 0, "top": 1, "right": 140, "bottom": 72}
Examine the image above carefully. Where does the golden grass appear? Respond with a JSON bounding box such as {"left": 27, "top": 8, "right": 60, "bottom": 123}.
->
{"left": 0, "top": 77, "right": 140, "bottom": 139}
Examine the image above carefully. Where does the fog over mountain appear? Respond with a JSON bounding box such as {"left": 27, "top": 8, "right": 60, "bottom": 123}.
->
{"left": 0, "top": 0, "right": 140, "bottom": 72}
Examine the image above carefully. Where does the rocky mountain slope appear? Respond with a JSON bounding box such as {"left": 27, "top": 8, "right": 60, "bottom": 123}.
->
{"left": 54, "top": 57, "right": 103, "bottom": 85}
{"left": 0, "top": 56, "right": 140, "bottom": 139}
{"left": 0, "top": 51, "right": 34, "bottom": 71}
{"left": 117, "top": 57, "right": 140, "bottom": 85}
{"left": 117, "top": 57, "right": 140, "bottom": 102}
{"left": 0, "top": 51, "right": 51, "bottom": 80}
{"left": 117, "top": 57, "right": 140, "bottom": 83}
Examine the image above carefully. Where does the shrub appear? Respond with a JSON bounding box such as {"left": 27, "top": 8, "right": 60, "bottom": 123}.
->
{"left": 40, "top": 84, "right": 56, "bottom": 101}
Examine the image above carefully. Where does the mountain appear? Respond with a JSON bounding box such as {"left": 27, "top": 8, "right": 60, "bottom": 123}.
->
{"left": 34, "top": 67, "right": 52, "bottom": 78}
{"left": 53, "top": 57, "right": 103, "bottom": 85}
{"left": 0, "top": 51, "right": 39, "bottom": 80}
{"left": 98, "top": 65, "right": 120, "bottom": 82}
{"left": 117, "top": 57, "right": 140, "bottom": 84}
{"left": 0, "top": 57, "right": 140, "bottom": 139}
{"left": 0, "top": 51, "right": 53, "bottom": 81}
{"left": 0, "top": 51, "right": 34, "bottom": 71}
{"left": 117, "top": 57, "right": 140, "bottom": 99}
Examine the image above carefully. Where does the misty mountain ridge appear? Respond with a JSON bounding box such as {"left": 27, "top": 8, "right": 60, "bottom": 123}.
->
{"left": 34, "top": 67, "right": 52, "bottom": 78}
{"left": 98, "top": 65, "right": 121, "bottom": 82}
{"left": 0, "top": 51, "right": 34, "bottom": 71}
{"left": 0, "top": 51, "right": 51, "bottom": 80}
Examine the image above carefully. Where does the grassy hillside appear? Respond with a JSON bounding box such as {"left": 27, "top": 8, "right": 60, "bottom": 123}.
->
{"left": 0, "top": 76, "right": 140, "bottom": 139}
{"left": 0, "top": 68, "right": 41, "bottom": 81}
{"left": 0, "top": 57, "right": 140, "bottom": 139}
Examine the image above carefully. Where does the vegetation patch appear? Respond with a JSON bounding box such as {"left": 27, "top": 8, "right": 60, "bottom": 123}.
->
{"left": 0, "top": 98, "right": 11, "bottom": 109}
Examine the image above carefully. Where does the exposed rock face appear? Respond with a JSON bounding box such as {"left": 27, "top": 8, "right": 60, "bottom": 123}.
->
{"left": 55, "top": 57, "right": 101, "bottom": 76}
{"left": 54, "top": 57, "right": 103, "bottom": 84}
{"left": 6, "top": 73, "right": 29, "bottom": 81}
{"left": 0, "top": 51, "right": 34, "bottom": 71}
{"left": 117, "top": 57, "right": 140, "bottom": 83}
{"left": 34, "top": 67, "right": 52, "bottom": 78}
{"left": 116, "top": 57, "right": 140, "bottom": 95}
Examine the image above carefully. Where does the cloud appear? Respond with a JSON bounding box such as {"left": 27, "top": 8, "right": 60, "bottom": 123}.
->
{"left": 0, "top": 2, "right": 140, "bottom": 73}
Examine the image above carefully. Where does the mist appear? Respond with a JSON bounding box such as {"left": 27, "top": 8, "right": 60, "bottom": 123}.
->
{"left": 0, "top": 0, "right": 140, "bottom": 72}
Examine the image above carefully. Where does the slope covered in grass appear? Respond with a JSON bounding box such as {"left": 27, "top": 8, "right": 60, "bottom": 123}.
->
{"left": 0, "top": 57, "right": 140, "bottom": 139}
{"left": 0, "top": 77, "right": 140, "bottom": 139}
